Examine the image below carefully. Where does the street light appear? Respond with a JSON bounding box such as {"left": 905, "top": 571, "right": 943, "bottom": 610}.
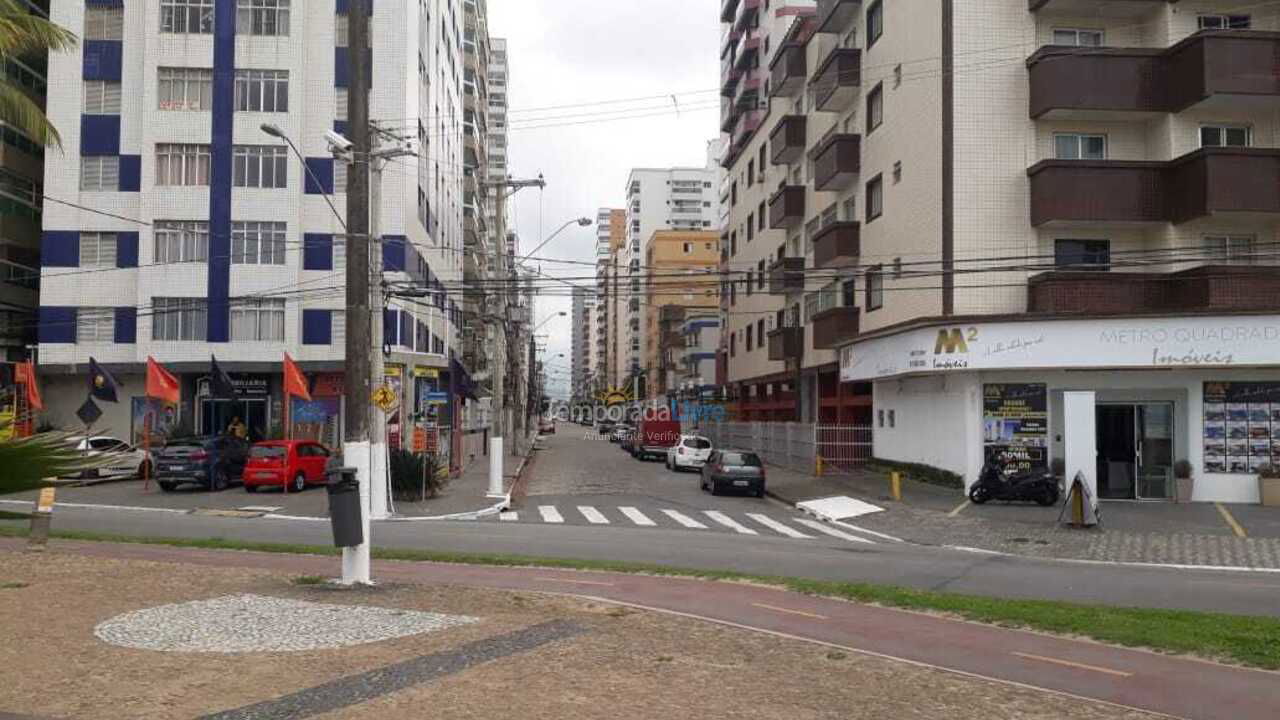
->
{"left": 260, "top": 123, "right": 348, "bottom": 232}
{"left": 531, "top": 311, "right": 567, "bottom": 333}
{"left": 520, "top": 217, "right": 592, "bottom": 264}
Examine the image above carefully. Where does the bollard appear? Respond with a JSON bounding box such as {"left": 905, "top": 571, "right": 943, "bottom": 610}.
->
{"left": 27, "top": 485, "right": 56, "bottom": 552}
{"left": 815, "top": 455, "right": 824, "bottom": 477}
{"left": 1072, "top": 485, "right": 1085, "bottom": 526}
{"left": 890, "top": 472, "right": 903, "bottom": 502}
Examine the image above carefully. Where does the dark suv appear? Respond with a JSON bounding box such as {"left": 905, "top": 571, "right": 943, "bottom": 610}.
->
{"left": 155, "top": 436, "right": 250, "bottom": 492}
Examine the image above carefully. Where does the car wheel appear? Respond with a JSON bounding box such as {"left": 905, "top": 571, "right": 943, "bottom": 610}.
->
{"left": 158, "top": 481, "right": 177, "bottom": 493}
{"left": 708, "top": 480, "right": 719, "bottom": 496}
{"left": 290, "top": 472, "right": 306, "bottom": 493}
{"left": 245, "top": 484, "right": 258, "bottom": 493}
{"left": 1036, "top": 486, "right": 1059, "bottom": 507}
{"left": 212, "top": 469, "right": 230, "bottom": 492}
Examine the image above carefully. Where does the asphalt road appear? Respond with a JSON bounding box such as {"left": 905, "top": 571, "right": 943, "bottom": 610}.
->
{"left": 4, "top": 429, "right": 1280, "bottom": 617}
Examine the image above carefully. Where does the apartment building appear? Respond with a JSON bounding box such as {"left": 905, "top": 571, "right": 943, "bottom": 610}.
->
{"left": 594, "top": 207, "right": 624, "bottom": 394}
{"left": 570, "top": 286, "right": 593, "bottom": 402}
{"left": 0, "top": 0, "right": 49, "bottom": 362}
{"left": 644, "top": 229, "right": 720, "bottom": 400}
{"left": 621, "top": 158, "right": 720, "bottom": 388}
{"left": 678, "top": 310, "right": 721, "bottom": 397}
{"left": 37, "top": 0, "right": 473, "bottom": 448}
{"left": 461, "top": 0, "right": 492, "bottom": 406}
{"left": 722, "top": 0, "right": 1280, "bottom": 503}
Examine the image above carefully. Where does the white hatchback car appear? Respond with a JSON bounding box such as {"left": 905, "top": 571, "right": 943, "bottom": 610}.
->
{"left": 73, "top": 436, "right": 153, "bottom": 480}
{"left": 666, "top": 434, "right": 713, "bottom": 472}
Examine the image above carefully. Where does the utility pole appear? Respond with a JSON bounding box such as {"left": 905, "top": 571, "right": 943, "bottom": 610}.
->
{"left": 341, "top": 0, "right": 372, "bottom": 585}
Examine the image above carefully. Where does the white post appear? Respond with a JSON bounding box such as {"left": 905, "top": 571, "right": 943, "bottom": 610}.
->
{"left": 368, "top": 156, "right": 389, "bottom": 521}
{"left": 1063, "top": 391, "right": 1099, "bottom": 522}
{"left": 340, "top": 440, "right": 372, "bottom": 584}
{"left": 488, "top": 436, "right": 505, "bottom": 496}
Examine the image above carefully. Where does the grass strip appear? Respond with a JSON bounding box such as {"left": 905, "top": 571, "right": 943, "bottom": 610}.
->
{"left": 1, "top": 525, "right": 1277, "bottom": 670}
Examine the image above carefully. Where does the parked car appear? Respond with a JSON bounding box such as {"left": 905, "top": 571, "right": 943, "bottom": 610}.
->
{"left": 539, "top": 418, "right": 556, "bottom": 435}
{"left": 619, "top": 427, "right": 638, "bottom": 454}
{"left": 597, "top": 420, "right": 616, "bottom": 437}
{"left": 154, "top": 435, "right": 250, "bottom": 492}
{"left": 634, "top": 419, "right": 681, "bottom": 461}
{"left": 610, "top": 424, "right": 631, "bottom": 444}
{"left": 700, "top": 450, "right": 766, "bottom": 497}
{"left": 665, "top": 434, "right": 713, "bottom": 472}
{"left": 72, "top": 436, "right": 152, "bottom": 480}
{"left": 243, "top": 440, "right": 332, "bottom": 493}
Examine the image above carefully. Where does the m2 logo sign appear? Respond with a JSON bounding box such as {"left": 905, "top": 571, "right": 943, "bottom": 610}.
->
{"left": 934, "top": 327, "right": 979, "bottom": 355}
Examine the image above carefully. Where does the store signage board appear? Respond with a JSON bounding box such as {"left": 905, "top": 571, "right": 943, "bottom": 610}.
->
{"left": 841, "top": 315, "right": 1280, "bottom": 382}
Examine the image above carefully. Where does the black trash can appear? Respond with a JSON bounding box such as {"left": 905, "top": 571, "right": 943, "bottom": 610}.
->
{"left": 325, "top": 467, "right": 364, "bottom": 548}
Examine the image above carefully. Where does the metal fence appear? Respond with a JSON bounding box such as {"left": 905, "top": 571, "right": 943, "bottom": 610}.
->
{"left": 693, "top": 422, "right": 873, "bottom": 476}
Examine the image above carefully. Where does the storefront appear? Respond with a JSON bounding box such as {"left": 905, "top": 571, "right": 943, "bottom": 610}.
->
{"left": 841, "top": 315, "right": 1280, "bottom": 503}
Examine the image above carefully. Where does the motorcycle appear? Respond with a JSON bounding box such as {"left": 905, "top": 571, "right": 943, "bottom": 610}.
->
{"left": 969, "top": 454, "right": 1059, "bottom": 506}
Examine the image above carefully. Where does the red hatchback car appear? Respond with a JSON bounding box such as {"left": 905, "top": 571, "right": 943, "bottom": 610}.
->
{"left": 243, "top": 440, "right": 332, "bottom": 493}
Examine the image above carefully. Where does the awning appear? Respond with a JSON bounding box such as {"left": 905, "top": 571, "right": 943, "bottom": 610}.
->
{"left": 451, "top": 358, "right": 479, "bottom": 401}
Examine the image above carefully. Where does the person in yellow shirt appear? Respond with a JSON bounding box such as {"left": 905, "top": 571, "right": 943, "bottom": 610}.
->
{"left": 226, "top": 416, "right": 247, "bottom": 440}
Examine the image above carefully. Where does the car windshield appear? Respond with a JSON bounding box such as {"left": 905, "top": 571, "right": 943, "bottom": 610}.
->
{"left": 251, "top": 446, "right": 287, "bottom": 459}
{"left": 720, "top": 452, "right": 762, "bottom": 467}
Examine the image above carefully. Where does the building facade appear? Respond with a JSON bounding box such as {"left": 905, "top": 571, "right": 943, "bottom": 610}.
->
{"left": 592, "top": 207, "right": 624, "bottom": 394}
{"left": 38, "top": 0, "right": 474, "bottom": 450}
{"left": 678, "top": 310, "right": 721, "bottom": 398}
{"left": 569, "top": 285, "right": 593, "bottom": 402}
{"left": 644, "top": 229, "right": 720, "bottom": 400}
{"left": 723, "top": 0, "right": 1280, "bottom": 502}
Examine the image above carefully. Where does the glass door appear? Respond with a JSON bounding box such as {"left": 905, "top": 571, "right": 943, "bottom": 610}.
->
{"left": 1136, "top": 403, "right": 1174, "bottom": 500}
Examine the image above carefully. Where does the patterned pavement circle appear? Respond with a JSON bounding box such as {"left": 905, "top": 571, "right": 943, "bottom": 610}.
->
{"left": 94, "top": 594, "right": 479, "bottom": 653}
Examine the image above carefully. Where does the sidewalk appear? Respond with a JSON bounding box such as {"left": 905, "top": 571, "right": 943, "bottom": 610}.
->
{"left": 764, "top": 463, "right": 1280, "bottom": 569}
{"left": 388, "top": 431, "right": 538, "bottom": 519}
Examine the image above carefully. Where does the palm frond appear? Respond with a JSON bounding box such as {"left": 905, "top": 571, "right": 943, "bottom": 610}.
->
{"left": 0, "top": 424, "right": 113, "bottom": 494}
{"left": 0, "top": 1, "right": 77, "bottom": 57}
{"left": 0, "top": 81, "right": 59, "bottom": 148}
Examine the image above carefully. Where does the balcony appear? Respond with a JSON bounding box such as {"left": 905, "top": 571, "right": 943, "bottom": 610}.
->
{"left": 768, "top": 257, "right": 806, "bottom": 295}
{"left": 770, "top": 43, "right": 806, "bottom": 98}
{"left": 767, "top": 326, "right": 804, "bottom": 362}
{"left": 816, "top": 0, "right": 860, "bottom": 35}
{"left": 811, "top": 221, "right": 861, "bottom": 269}
{"left": 812, "top": 133, "right": 861, "bottom": 191}
{"left": 734, "top": 0, "right": 761, "bottom": 33}
{"left": 1027, "top": 147, "right": 1280, "bottom": 226}
{"left": 769, "top": 115, "right": 806, "bottom": 165}
{"left": 769, "top": 185, "right": 806, "bottom": 229}
{"left": 1029, "top": 0, "right": 1165, "bottom": 14}
{"left": 810, "top": 306, "right": 860, "bottom": 349}
{"left": 734, "top": 34, "right": 761, "bottom": 72}
{"left": 1027, "top": 266, "right": 1280, "bottom": 315}
{"left": 812, "top": 47, "right": 862, "bottom": 112}
{"left": 721, "top": 0, "right": 740, "bottom": 24}
{"left": 1028, "top": 31, "right": 1280, "bottom": 119}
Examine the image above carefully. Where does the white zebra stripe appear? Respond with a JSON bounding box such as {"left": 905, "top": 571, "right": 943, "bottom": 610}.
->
{"left": 660, "top": 509, "right": 707, "bottom": 529}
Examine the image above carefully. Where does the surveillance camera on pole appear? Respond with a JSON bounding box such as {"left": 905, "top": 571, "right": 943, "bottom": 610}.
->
{"left": 326, "top": 130, "right": 355, "bottom": 154}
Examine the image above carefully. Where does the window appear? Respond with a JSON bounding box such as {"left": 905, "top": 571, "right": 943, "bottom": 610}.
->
{"left": 866, "top": 174, "right": 883, "bottom": 222}
{"left": 231, "top": 297, "right": 285, "bottom": 342}
{"left": 334, "top": 160, "right": 348, "bottom": 193}
{"left": 154, "top": 221, "right": 210, "bottom": 264}
{"left": 80, "top": 156, "right": 119, "bottom": 191}
{"left": 747, "top": 159, "right": 755, "bottom": 188}
{"left": 1052, "top": 29, "right": 1103, "bottom": 46}
{"left": 237, "top": 0, "right": 290, "bottom": 36}
{"left": 682, "top": 242, "right": 692, "bottom": 253}
{"left": 1198, "top": 14, "right": 1250, "bottom": 30}
{"left": 156, "top": 144, "right": 211, "bottom": 186}
{"left": 757, "top": 259, "right": 766, "bottom": 290}
{"left": 234, "top": 69, "right": 289, "bottom": 112}
{"left": 232, "top": 145, "right": 288, "bottom": 188}
{"left": 232, "top": 221, "right": 286, "bottom": 265}
{"left": 841, "top": 279, "right": 856, "bottom": 308}
{"left": 1203, "top": 235, "right": 1256, "bottom": 264}
{"left": 77, "top": 308, "right": 114, "bottom": 343}
{"left": 152, "top": 297, "right": 209, "bottom": 341}
{"left": 867, "top": 83, "right": 883, "bottom": 133}
{"left": 158, "top": 68, "right": 213, "bottom": 111}
{"left": 85, "top": 6, "right": 124, "bottom": 40}
{"left": 746, "top": 213, "right": 755, "bottom": 242}
{"left": 866, "top": 266, "right": 884, "bottom": 311}
{"left": 161, "top": 0, "right": 215, "bottom": 34}
{"left": 1054, "top": 239, "right": 1111, "bottom": 270}
{"left": 730, "top": 332, "right": 736, "bottom": 357}
{"left": 746, "top": 324, "right": 753, "bottom": 351}
{"left": 756, "top": 318, "right": 765, "bottom": 344}
{"left": 80, "top": 233, "right": 118, "bottom": 268}
{"left": 1054, "top": 133, "right": 1106, "bottom": 160}
{"left": 892, "top": 160, "right": 902, "bottom": 183}
{"left": 335, "top": 87, "right": 349, "bottom": 121}
{"left": 866, "top": 0, "right": 883, "bottom": 48}
{"left": 83, "top": 81, "right": 121, "bottom": 114}
{"left": 758, "top": 201, "right": 766, "bottom": 231}
{"left": 1200, "top": 125, "right": 1250, "bottom": 148}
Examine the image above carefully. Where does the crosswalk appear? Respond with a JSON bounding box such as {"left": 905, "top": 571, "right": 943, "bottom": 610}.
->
{"left": 492, "top": 503, "right": 879, "bottom": 544}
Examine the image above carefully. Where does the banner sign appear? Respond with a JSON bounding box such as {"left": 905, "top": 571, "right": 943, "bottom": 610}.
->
{"left": 842, "top": 315, "right": 1280, "bottom": 382}
{"left": 982, "top": 383, "right": 1049, "bottom": 473}
{"left": 1202, "top": 382, "right": 1280, "bottom": 474}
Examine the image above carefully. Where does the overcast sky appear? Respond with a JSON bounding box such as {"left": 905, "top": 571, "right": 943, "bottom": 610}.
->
{"left": 487, "top": 0, "right": 721, "bottom": 398}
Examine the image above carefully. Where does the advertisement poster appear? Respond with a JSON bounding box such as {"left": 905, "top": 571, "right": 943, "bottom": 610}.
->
{"left": 1202, "top": 382, "right": 1280, "bottom": 474}
{"left": 291, "top": 397, "right": 341, "bottom": 448}
{"left": 130, "top": 397, "right": 178, "bottom": 447}
{"left": 386, "top": 366, "right": 403, "bottom": 450}
{"left": 982, "top": 384, "right": 1048, "bottom": 472}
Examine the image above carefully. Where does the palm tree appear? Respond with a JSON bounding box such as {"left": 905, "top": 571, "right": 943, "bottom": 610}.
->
{"left": 0, "top": 422, "right": 102, "bottom": 495}
{"left": 0, "top": 0, "right": 76, "bottom": 148}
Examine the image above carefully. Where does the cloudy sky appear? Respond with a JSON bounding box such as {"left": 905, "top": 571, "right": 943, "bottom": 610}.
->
{"left": 487, "top": 0, "right": 722, "bottom": 398}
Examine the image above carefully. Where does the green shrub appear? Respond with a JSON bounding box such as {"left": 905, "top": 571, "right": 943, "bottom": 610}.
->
{"left": 868, "top": 457, "right": 963, "bottom": 489}
{"left": 389, "top": 449, "right": 448, "bottom": 502}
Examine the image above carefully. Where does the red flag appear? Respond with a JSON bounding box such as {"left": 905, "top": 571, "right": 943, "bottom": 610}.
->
{"left": 145, "top": 356, "right": 180, "bottom": 405}
{"left": 283, "top": 353, "right": 311, "bottom": 402}
{"left": 14, "top": 362, "right": 42, "bottom": 411}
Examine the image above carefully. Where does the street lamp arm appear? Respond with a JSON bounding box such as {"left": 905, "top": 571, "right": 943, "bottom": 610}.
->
{"left": 261, "top": 123, "right": 349, "bottom": 234}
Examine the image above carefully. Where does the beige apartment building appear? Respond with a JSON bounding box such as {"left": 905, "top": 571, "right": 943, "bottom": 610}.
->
{"left": 720, "top": 0, "right": 1280, "bottom": 503}
{"left": 595, "top": 208, "right": 626, "bottom": 394}
{"left": 644, "top": 230, "right": 720, "bottom": 400}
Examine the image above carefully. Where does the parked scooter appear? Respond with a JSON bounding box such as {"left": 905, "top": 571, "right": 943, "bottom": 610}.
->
{"left": 969, "top": 452, "right": 1059, "bottom": 506}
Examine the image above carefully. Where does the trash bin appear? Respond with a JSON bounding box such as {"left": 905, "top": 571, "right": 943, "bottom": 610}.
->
{"left": 325, "top": 467, "right": 364, "bottom": 548}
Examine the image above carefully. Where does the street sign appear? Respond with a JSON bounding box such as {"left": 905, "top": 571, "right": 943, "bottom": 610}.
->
{"left": 426, "top": 391, "right": 449, "bottom": 405}
{"left": 372, "top": 385, "right": 399, "bottom": 412}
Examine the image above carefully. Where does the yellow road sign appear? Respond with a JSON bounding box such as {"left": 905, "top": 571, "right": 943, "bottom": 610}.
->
{"left": 372, "top": 385, "right": 398, "bottom": 412}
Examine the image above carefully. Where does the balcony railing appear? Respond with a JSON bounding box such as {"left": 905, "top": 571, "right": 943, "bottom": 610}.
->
{"left": 1027, "top": 147, "right": 1280, "bottom": 226}
{"left": 769, "top": 115, "right": 806, "bottom": 165}
{"left": 767, "top": 326, "right": 804, "bottom": 362}
{"left": 812, "top": 133, "right": 861, "bottom": 191}
{"left": 1028, "top": 31, "right": 1280, "bottom": 118}
{"left": 812, "top": 221, "right": 861, "bottom": 269}
{"left": 810, "top": 306, "right": 860, "bottom": 349}
{"left": 1030, "top": 0, "right": 1172, "bottom": 14}
{"left": 769, "top": 43, "right": 806, "bottom": 98}
{"left": 768, "top": 185, "right": 806, "bottom": 229}
{"left": 768, "top": 257, "right": 806, "bottom": 295}
{"left": 1027, "top": 265, "right": 1280, "bottom": 315}
{"left": 812, "top": 47, "right": 862, "bottom": 112}
{"left": 816, "top": 0, "right": 860, "bottom": 36}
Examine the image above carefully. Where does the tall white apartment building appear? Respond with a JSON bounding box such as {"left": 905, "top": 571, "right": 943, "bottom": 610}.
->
{"left": 38, "top": 0, "right": 473, "bottom": 447}
{"left": 569, "top": 286, "right": 592, "bottom": 402}
{"left": 620, "top": 155, "right": 720, "bottom": 389}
